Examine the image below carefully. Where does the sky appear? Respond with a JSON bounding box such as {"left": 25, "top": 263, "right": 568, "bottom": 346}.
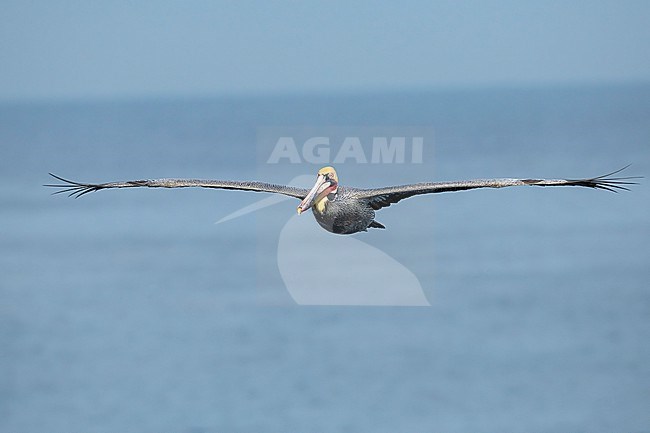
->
{"left": 1, "top": 0, "right": 649, "bottom": 101}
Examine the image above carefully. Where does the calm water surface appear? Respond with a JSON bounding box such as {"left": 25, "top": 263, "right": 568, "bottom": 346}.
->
{"left": 1, "top": 85, "right": 649, "bottom": 432}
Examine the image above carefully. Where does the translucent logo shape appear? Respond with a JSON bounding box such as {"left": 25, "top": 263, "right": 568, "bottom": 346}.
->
{"left": 217, "top": 175, "right": 430, "bottom": 306}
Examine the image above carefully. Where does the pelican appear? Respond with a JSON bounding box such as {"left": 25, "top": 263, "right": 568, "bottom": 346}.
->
{"left": 47, "top": 166, "right": 637, "bottom": 235}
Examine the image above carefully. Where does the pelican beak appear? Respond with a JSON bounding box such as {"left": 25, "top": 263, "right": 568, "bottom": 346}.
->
{"left": 297, "top": 174, "right": 332, "bottom": 214}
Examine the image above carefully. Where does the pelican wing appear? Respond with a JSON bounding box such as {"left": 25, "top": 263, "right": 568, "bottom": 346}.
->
{"left": 356, "top": 167, "right": 639, "bottom": 210}
{"left": 46, "top": 174, "right": 309, "bottom": 199}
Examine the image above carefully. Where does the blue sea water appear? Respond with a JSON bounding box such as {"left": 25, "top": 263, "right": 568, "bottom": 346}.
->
{"left": 1, "top": 85, "right": 649, "bottom": 432}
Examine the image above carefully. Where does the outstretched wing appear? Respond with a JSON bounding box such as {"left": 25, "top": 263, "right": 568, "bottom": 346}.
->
{"left": 355, "top": 166, "right": 640, "bottom": 210}
{"left": 46, "top": 174, "right": 309, "bottom": 199}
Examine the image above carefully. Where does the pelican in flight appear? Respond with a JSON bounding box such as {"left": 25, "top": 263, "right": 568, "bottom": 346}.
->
{"left": 47, "top": 166, "right": 637, "bottom": 235}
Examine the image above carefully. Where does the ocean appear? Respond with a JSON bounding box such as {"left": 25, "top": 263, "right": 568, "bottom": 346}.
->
{"left": 1, "top": 84, "right": 649, "bottom": 432}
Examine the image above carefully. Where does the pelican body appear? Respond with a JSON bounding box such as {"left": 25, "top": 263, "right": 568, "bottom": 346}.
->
{"left": 309, "top": 186, "right": 383, "bottom": 234}
{"left": 47, "top": 166, "right": 637, "bottom": 235}
{"left": 295, "top": 167, "right": 382, "bottom": 234}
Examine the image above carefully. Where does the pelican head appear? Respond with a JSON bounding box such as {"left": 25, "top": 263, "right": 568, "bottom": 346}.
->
{"left": 297, "top": 166, "right": 339, "bottom": 214}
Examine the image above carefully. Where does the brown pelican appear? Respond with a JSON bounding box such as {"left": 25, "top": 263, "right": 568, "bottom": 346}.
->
{"left": 47, "top": 166, "right": 637, "bottom": 235}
